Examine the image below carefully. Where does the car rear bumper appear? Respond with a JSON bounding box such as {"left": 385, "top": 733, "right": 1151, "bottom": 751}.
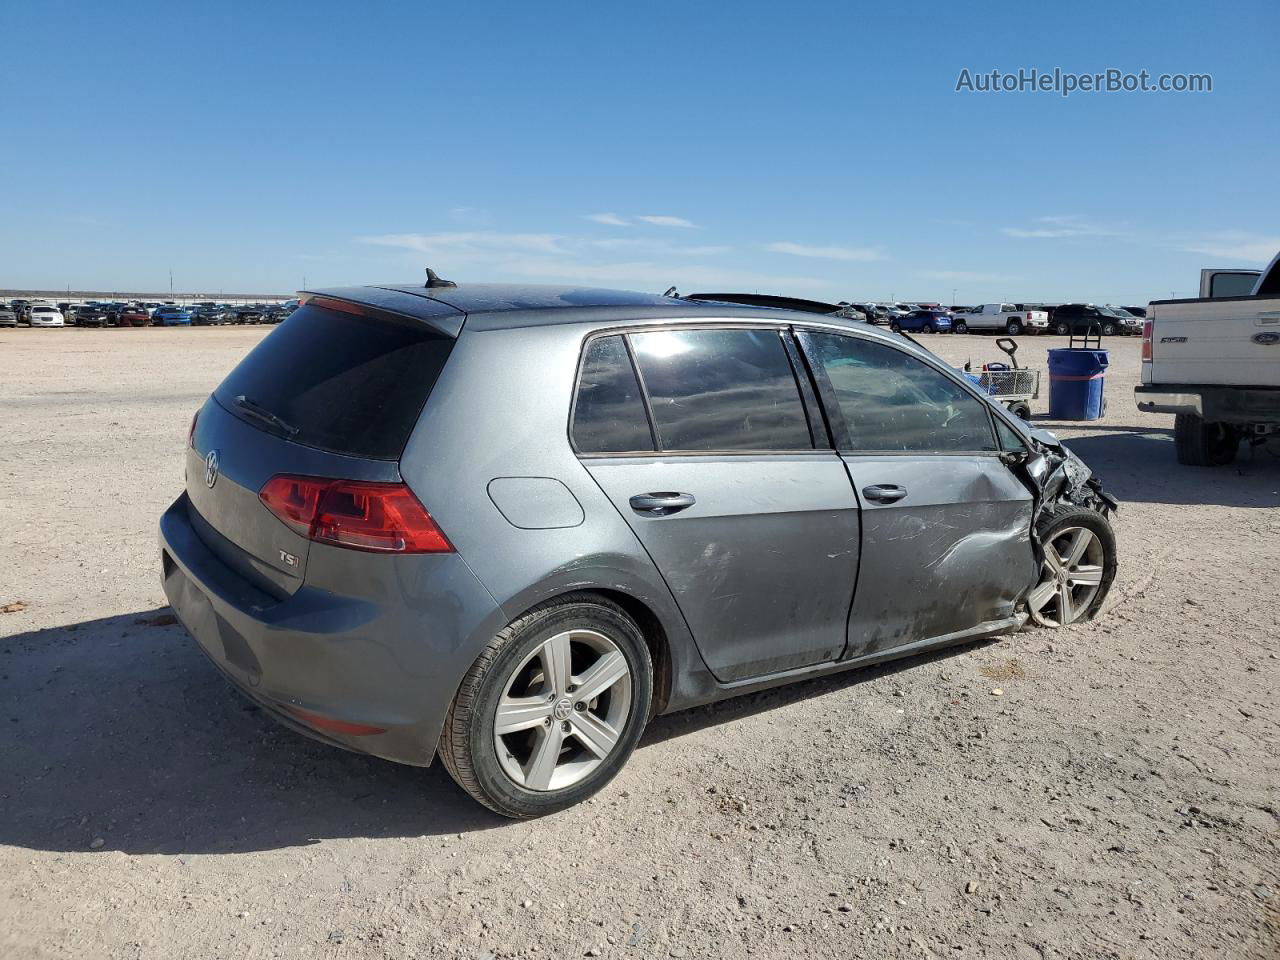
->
{"left": 159, "top": 492, "right": 505, "bottom": 766}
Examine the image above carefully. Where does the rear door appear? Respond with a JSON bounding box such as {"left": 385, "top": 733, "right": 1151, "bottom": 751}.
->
{"left": 189, "top": 299, "right": 460, "bottom": 596}
{"left": 573, "top": 327, "right": 861, "bottom": 683}
{"left": 796, "top": 329, "right": 1037, "bottom": 658}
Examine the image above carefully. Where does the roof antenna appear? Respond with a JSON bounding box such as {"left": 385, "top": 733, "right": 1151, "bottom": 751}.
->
{"left": 663, "top": 286, "right": 679, "bottom": 298}
{"left": 425, "top": 267, "right": 457, "bottom": 289}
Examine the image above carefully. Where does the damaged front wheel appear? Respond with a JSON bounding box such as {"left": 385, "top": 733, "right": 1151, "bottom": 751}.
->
{"left": 1026, "top": 505, "right": 1117, "bottom": 627}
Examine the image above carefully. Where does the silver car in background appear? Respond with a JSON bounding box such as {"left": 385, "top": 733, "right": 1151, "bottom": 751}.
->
{"left": 160, "top": 281, "right": 1117, "bottom": 818}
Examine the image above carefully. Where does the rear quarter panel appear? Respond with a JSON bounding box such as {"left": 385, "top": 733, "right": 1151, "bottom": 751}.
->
{"left": 398, "top": 321, "right": 708, "bottom": 712}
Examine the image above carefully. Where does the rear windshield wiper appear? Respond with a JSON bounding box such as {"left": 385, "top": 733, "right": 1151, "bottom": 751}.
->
{"left": 233, "top": 395, "right": 299, "bottom": 439}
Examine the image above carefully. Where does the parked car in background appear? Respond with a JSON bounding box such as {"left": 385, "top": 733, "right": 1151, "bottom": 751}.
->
{"left": 152, "top": 306, "right": 193, "bottom": 326}
{"left": 116, "top": 305, "right": 152, "bottom": 327}
{"left": 232, "top": 305, "right": 264, "bottom": 324}
{"left": 1050, "top": 303, "right": 1137, "bottom": 336}
{"left": 192, "top": 304, "right": 230, "bottom": 325}
{"left": 11, "top": 300, "right": 31, "bottom": 324}
{"left": 69, "top": 304, "right": 109, "bottom": 327}
{"left": 1100, "top": 306, "right": 1143, "bottom": 336}
{"left": 1138, "top": 250, "right": 1280, "bottom": 465}
{"left": 28, "top": 304, "right": 65, "bottom": 327}
{"left": 162, "top": 280, "right": 1117, "bottom": 818}
{"left": 1122, "top": 305, "right": 1147, "bottom": 319}
{"left": 951, "top": 303, "right": 1048, "bottom": 336}
{"left": 0, "top": 304, "right": 16, "bottom": 327}
{"left": 892, "top": 309, "right": 953, "bottom": 333}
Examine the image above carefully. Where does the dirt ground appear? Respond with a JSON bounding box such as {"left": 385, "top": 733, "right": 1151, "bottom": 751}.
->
{"left": 1, "top": 325, "right": 1276, "bottom": 960}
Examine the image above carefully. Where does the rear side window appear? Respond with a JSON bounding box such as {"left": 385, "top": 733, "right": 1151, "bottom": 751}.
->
{"left": 571, "top": 336, "right": 653, "bottom": 453}
{"left": 629, "top": 329, "right": 812, "bottom": 451}
{"left": 800, "top": 331, "right": 997, "bottom": 453}
{"left": 214, "top": 304, "right": 454, "bottom": 460}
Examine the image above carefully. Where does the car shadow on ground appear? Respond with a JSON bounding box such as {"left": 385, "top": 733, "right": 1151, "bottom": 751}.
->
{"left": 0, "top": 608, "right": 984, "bottom": 855}
{"left": 1059, "top": 430, "right": 1280, "bottom": 508}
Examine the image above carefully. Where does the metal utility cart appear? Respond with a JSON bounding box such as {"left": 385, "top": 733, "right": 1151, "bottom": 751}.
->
{"left": 963, "top": 337, "right": 1041, "bottom": 421}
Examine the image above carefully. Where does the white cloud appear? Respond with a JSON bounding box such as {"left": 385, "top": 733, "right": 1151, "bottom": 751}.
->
{"left": 585, "top": 212, "right": 630, "bottom": 226}
{"left": 1181, "top": 233, "right": 1280, "bottom": 264}
{"left": 1001, "top": 215, "right": 1121, "bottom": 239}
{"left": 765, "top": 241, "right": 884, "bottom": 262}
{"left": 587, "top": 237, "right": 730, "bottom": 256}
{"left": 920, "top": 269, "right": 1021, "bottom": 284}
{"left": 635, "top": 215, "right": 696, "bottom": 228}
{"left": 358, "top": 231, "right": 567, "bottom": 259}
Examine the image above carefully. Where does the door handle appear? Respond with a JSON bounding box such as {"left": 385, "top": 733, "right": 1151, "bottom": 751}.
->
{"left": 629, "top": 492, "right": 696, "bottom": 516}
{"left": 862, "top": 484, "right": 907, "bottom": 504}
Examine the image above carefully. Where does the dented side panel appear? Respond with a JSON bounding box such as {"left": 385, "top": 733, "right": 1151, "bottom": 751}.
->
{"left": 841, "top": 454, "right": 1038, "bottom": 658}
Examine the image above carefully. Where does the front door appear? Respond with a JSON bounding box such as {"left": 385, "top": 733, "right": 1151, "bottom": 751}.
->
{"left": 797, "top": 329, "right": 1038, "bottom": 659}
{"left": 571, "top": 327, "right": 860, "bottom": 683}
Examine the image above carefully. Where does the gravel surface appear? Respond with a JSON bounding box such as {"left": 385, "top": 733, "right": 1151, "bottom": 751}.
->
{"left": 1, "top": 326, "right": 1276, "bottom": 960}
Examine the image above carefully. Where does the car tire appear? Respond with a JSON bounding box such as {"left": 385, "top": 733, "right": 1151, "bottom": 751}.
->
{"left": 1008, "top": 400, "right": 1032, "bottom": 421}
{"left": 1054, "top": 321, "right": 1071, "bottom": 336}
{"left": 1173, "top": 413, "right": 1238, "bottom": 466}
{"left": 438, "top": 593, "right": 653, "bottom": 819}
{"left": 889, "top": 322, "right": 901, "bottom": 333}
{"left": 1026, "top": 504, "right": 1117, "bottom": 627}
{"left": 924, "top": 322, "right": 935, "bottom": 333}
{"left": 1005, "top": 319, "right": 1023, "bottom": 336}
{"left": 1101, "top": 322, "right": 1116, "bottom": 336}
{"left": 953, "top": 320, "right": 968, "bottom": 334}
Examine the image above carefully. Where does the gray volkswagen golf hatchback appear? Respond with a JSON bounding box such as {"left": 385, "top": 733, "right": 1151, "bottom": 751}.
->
{"left": 161, "top": 281, "right": 1117, "bottom": 817}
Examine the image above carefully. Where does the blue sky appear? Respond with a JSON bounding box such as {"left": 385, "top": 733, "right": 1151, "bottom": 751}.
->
{"left": 2, "top": 0, "right": 1276, "bottom": 304}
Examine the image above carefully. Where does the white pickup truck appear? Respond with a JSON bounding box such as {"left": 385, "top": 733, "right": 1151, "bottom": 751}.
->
{"left": 952, "top": 303, "right": 1049, "bottom": 336}
{"left": 1136, "top": 251, "right": 1280, "bottom": 465}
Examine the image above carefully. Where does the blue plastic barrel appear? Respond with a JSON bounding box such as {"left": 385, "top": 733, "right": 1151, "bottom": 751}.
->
{"left": 1047, "top": 348, "right": 1109, "bottom": 420}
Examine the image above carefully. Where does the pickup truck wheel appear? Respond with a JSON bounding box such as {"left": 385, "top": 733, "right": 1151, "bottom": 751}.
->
{"left": 1027, "top": 505, "right": 1117, "bottom": 627}
{"left": 953, "top": 320, "right": 967, "bottom": 334}
{"left": 1100, "top": 321, "right": 1116, "bottom": 336}
{"left": 1174, "top": 414, "right": 1238, "bottom": 466}
{"left": 1005, "top": 319, "right": 1023, "bottom": 336}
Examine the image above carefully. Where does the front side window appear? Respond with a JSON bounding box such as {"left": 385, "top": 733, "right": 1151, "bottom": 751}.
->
{"left": 800, "top": 331, "right": 998, "bottom": 453}
{"left": 628, "top": 328, "right": 812, "bottom": 452}
{"left": 571, "top": 335, "right": 653, "bottom": 453}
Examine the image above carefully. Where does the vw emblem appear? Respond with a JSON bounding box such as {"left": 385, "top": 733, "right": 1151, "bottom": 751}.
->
{"left": 204, "top": 449, "right": 220, "bottom": 488}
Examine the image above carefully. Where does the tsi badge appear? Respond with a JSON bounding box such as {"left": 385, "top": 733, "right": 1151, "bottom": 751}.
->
{"left": 278, "top": 549, "right": 299, "bottom": 569}
{"left": 204, "top": 449, "right": 220, "bottom": 489}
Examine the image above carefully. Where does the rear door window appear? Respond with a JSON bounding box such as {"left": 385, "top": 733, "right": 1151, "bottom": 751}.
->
{"left": 571, "top": 335, "right": 654, "bottom": 453}
{"left": 213, "top": 303, "right": 454, "bottom": 460}
{"left": 799, "top": 331, "right": 998, "bottom": 453}
{"left": 628, "top": 328, "right": 812, "bottom": 451}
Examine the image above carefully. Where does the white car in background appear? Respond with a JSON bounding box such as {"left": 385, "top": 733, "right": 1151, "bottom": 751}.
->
{"left": 28, "top": 304, "right": 65, "bottom": 327}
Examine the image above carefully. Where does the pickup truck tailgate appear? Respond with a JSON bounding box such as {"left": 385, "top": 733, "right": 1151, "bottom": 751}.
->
{"left": 1146, "top": 296, "right": 1280, "bottom": 387}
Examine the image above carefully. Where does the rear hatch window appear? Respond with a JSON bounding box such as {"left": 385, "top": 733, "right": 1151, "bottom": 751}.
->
{"left": 213, "top": 302, "right": 455, "bottom": 460}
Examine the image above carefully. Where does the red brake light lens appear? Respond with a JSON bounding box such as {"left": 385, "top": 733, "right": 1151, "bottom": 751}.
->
{"left": 1141, "top": 320, "right": 1153, "bottom": 361}
{"left": 258, "top": 475, "right": 452, "bottom": 554}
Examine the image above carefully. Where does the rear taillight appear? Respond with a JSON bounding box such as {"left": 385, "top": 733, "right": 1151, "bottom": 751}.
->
{"left": 258, "top": 475, "right": 452, "bottom": 554}
{"left": 1141, "top": 320, "right": 1153, "bottom": 361}
{"left": 188, "top": 410, "right": 199, "bottom": 448}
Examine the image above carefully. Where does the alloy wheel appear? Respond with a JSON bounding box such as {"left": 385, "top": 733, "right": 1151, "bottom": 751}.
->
{"left": 1027, "top": 526, "right": 1106, "bottom": 627}
{"left": 493, "top": 629, "right": 632, "bottom": 791}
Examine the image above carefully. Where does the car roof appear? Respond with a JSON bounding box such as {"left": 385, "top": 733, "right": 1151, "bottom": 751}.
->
{"left": 302, "top": 282, "right": 882, "bottom": 339}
